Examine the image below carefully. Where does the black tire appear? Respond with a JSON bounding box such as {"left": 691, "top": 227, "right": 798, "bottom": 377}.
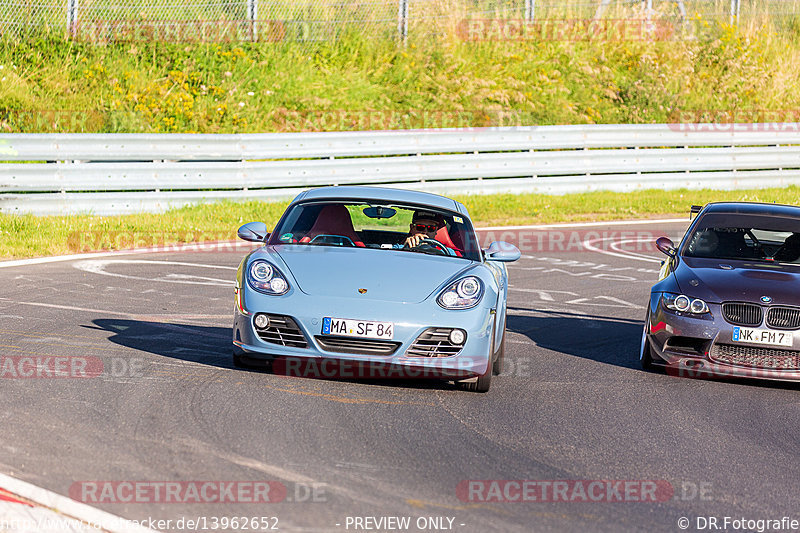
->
{"left": 233, "top": 351, "right": 247, "bottom": 368}
{"left": 459, "top": 321, "right": 495, "bottom": 393}
{"left": 460, "top": 359, "right": 492, "bottom": 392}
{"left": 640, "top": 315, "right": 655, "bottom": 371}
{"left": 492, "top": 324, "right": 506, "bottom": 376}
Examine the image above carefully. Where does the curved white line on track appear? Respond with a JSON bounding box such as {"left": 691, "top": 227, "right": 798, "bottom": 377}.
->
{"left": 73, "top": 259, "right": 235, "bottom": 286}
{"left": 0, "top": 218, "right": 688, "bottom": 269}
{"left": 583, "top": 237, "right": 664, "bottom": 263}
{"left": 477, "top": 217, "right": 686, "bottom": 231}
{"left": 609, "top": 238, "right": 667, "bottom": 262}
{"left": 0, "top": 241, "right": 256, "bottom": 269}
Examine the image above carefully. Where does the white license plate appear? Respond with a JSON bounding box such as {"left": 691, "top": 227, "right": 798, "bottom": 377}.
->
{"left": 732, "top": 326, "right": 793, "bottom": 347}
{"left": 322, "top": 317, "right": 393, "bottom": 340}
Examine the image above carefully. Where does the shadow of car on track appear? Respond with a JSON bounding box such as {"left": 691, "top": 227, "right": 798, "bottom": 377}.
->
{"left": 506, "top": 308, "right": 644, "bottom": 370}
{"left": 86, "top": 318, "right": 467, "bottom": 392}
{"left": 506, "top": 309, "right": 800, "bottom": 391}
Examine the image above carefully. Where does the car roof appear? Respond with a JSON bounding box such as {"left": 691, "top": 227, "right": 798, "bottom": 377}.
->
{"left": 700, "top": 201, "right": 800, "bottom": 217}
{"left": 291, "top": 186, "right": 469, "bottom": 216}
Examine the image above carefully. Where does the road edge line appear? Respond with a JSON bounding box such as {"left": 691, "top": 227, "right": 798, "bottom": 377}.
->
{"left": 0, "top": 473, "right": 156, "bottom": 533}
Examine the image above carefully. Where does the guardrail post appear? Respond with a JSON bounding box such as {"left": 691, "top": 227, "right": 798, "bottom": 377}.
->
{"left": 524, "top": 0, "right": 535, "bottom": 21}
{"left": 730, "top": 0, "right": 740, "bottom": 25}
{"left": 248, "top": 0, "right": 258, "bottom": 41}
{"left": 397, "top": 0, "right": 408, "bottom": 41}
{"left": 67, "top": 0, "right": 78, "bottom": 39}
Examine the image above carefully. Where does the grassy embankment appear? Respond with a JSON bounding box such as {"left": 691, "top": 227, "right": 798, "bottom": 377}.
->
{"left": 2, "top": 14, "right": 800, "bottom": 258}
{"left": 3, "top": 14, "right": 800, "bottom": 131}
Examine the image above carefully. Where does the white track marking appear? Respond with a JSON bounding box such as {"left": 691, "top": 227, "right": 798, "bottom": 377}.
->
{"left": 73, "top": 259, "right": 235, "bottom": 286}
{"left": 0, "top": 473, "right": 155, "bottom": 532}
{"left": 0, "top": 218, "right": 688, "bottom": 269}
{"left": 477, "top": 218, "right": 686, "bottom": 231}
{"left": 506, "top": 287, "right": 578, "bottom": 301}
{"left": 0, "top": 298, "right": 229, "bottom": 321}
{"left": 583, "top": 236, "right": 664, "bottom": 263}
{"left": 564, "top": 295, "right": 641, "bottom": 308}
{"left": 609, "top": 238, "right": 667, "bottom": 262}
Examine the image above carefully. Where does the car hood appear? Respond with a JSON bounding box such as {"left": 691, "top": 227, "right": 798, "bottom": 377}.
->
{"left": 272, "top": 246, "right": 473, "bottom": 303}
{"left": 675, "top": 257, "right": 800, "bottom": 304}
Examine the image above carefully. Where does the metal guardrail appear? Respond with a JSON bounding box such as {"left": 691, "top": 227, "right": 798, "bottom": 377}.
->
{"left": 2, "top": 124, "right": 800, "bottom": 215}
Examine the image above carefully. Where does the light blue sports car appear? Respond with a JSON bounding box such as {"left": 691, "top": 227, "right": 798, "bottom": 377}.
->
{"left": 232, "top": 186, "right": 520, "bottom": 392}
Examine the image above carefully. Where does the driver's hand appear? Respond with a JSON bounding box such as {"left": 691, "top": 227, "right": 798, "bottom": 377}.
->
{"left": 404, "top": 234, "right": 425, "bottom": 248}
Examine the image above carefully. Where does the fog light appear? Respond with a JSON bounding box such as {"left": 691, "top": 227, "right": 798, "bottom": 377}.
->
{"left": 254, "top": 313, "right": 270, "bottom": 329}
{"left": 449, "top": 329, "right": 466, "bottom": 345}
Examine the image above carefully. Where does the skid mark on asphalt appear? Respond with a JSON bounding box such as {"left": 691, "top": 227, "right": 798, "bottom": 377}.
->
{"left": 175, "top": 437, "right": 395, "bottom": 509}
{"left": 260, "top": 379, "right": 438, "bottom": 407}
{"left": 431, "top": 390, "right": 554, "bottom": 463}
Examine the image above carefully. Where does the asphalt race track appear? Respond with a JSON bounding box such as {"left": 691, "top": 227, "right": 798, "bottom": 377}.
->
{"left": 2, "top": 220, "right": 800, "bottom": 533}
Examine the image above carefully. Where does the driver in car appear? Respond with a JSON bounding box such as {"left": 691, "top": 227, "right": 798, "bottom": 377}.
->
{"left": 403, "top": 210, "right": 445, "bottom": 249}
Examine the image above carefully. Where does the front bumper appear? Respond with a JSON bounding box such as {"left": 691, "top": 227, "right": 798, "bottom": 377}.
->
{"left": 233, "top": 287, "right": 494, "bottom": 380}
{"left": 646, "top": 294, "right": 800, "bottom": 381}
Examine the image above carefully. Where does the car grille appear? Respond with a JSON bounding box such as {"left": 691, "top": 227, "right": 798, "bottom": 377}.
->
{"left": 710, "top": 343, "right": 800, "bottom": 370}
{"left": 766, "top": 306, "right": 800, "bottom": 330}
{"left": 314, "top": 336, "right": 401, "bottom": 356}
{"left": 722, "top": 303, "right": 763, "bottom": 327}
{"left": 255, "top": 314, "right": 308, "bottom": 348}
{"left": 406, "top": 328, "right": 464, "bottom": 357}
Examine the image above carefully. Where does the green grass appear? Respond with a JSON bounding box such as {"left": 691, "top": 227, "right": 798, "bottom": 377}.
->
{"left": 3, "top": 187, "right": 800, "bottom": 260}
{"left": 2, "top": 17, "right": 800, "bottom": 133}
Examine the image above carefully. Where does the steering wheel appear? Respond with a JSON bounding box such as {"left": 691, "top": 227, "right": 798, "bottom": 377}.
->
{"left": 407, "top": 238, "right": 451, "bottom": 256}
{"left": 745, "top": 229, "right": 764, "bottom": 258}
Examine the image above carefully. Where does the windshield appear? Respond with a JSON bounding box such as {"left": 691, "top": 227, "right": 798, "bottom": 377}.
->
{"left": 683, "top": 213, "right": 800, "bottom": 263}
{"left": 268, "top": 201, "right": 481, "bottom": 261}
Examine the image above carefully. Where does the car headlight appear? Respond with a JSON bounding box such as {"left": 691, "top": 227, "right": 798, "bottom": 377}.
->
{"left": 437, "top": 276, "right": 484, "bottom": 310}
{"left": 247, "top": 260, "right": 289, "bottom": 295}
{"left": 661, "top": 292, "right": 709, "bottom": 314}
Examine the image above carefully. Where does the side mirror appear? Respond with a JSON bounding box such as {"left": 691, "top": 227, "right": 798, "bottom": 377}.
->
{"left": 483, "top": 241, "right": 521, "bottom": 262}
{"left": 238, "top": 222, "right": 269, "bottom": 242}
{"left": 655, "top": 236, "right": 677, "bottom": 257}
